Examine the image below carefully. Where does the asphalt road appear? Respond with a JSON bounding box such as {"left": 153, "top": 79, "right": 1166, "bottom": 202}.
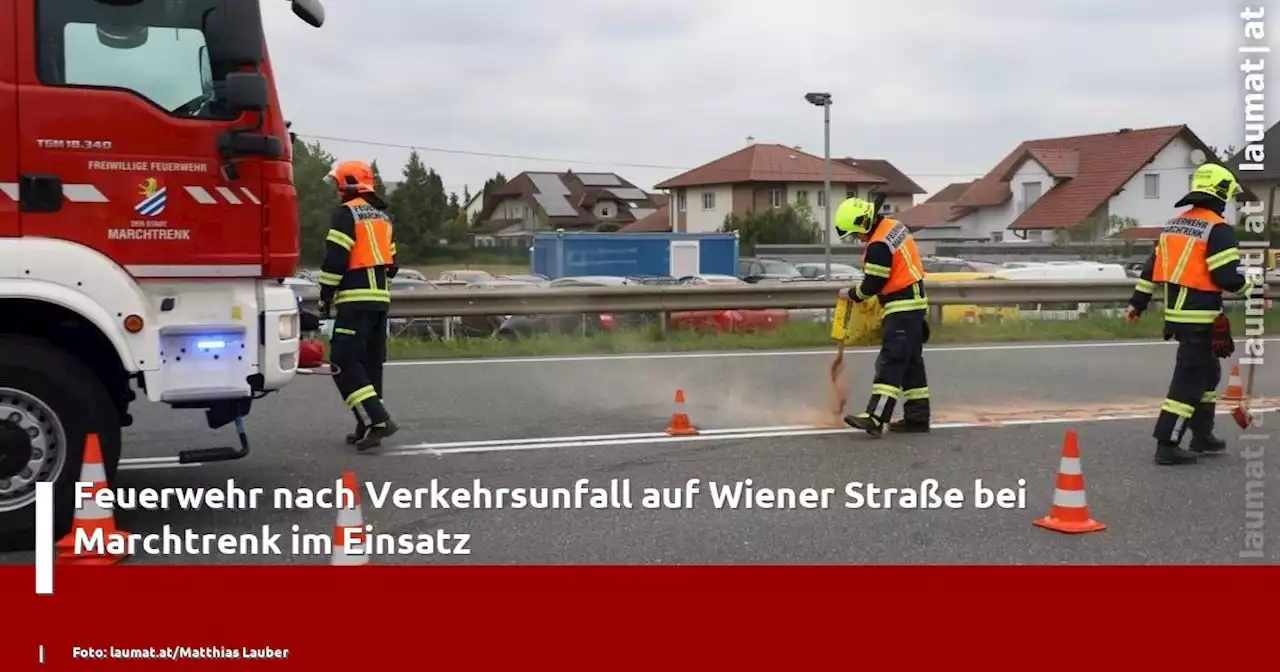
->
{"left": 3, "top": 337, "right": 1279, "bottom": 566}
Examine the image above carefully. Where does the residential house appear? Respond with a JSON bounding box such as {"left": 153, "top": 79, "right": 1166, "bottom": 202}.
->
{"left": 894, "top": 180, "right": 977, "bottom": 239}
{"left": 652, "top": 141, "right": 915, "bottom": 242}
{"left": 470, "top": 171, "right": 663, "bottom": 248}
{"left": 1226, "top": 120, "right": 1280, "bottom": 251}
{"left": 463, "top": 189, "right": 486, "bottom": 223}
{"left": 834, "top": 158, "right": 926, "bottom": 214}
{"left": 934, "top": 125, "right": 1222, "bottom": 243}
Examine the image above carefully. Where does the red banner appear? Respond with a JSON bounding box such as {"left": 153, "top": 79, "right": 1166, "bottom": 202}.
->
{"left": 7, "top": 566, "right": 1277, "bottom": 668}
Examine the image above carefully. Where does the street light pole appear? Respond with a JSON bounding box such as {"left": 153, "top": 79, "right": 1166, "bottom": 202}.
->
{"left": 805, "top": 92, "right": 834, "bottom": 279}
{"left": 822, "top": 99, "right": 832, "bottom": 279}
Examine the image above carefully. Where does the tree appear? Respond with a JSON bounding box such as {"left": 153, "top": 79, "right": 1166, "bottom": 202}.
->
{"left": 1208, "top": 145, "right": 1238, "bottom": 162}
{"left": 292, "top": 138, "right": 338, "bottom": 264}
{"left": 387, "top": 150, "right": 433, "bottom": 258}
{"left": 720, "top": 206, "right": 820, "bottom": 250}
{"left": 370, "top": 160, "right": 388, "bottom": 200}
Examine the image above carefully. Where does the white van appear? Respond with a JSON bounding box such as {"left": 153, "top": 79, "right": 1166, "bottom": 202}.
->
{"left": 993, "top": 262, "right": 1129, "bottom": 320}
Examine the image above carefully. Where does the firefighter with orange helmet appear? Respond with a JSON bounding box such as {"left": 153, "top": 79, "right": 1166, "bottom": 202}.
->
{"left": 1126, "top": 163, "right": 1256, "bottom": 465}
{"left": 318, "top": 160, "right": 399, "bottom": 450}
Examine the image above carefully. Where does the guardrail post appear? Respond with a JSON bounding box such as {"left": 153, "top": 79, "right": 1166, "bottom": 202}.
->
{"left": 928, "top": 304, "right": 943, "bottom": 325}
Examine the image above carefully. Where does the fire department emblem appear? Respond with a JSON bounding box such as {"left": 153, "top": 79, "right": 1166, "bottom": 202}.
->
{"left": 136, "top": 177, "right": 167, "bottom": 217}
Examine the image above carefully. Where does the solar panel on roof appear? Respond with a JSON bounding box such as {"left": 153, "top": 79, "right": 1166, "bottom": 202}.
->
{"left": 630, "top": 208, "right": 656, "bottom": 219}
{"left": 529, "top": 173, "right": 569, "bottom": 195}
{"left": 607, "top": 188, "right": 647, "bottom": 200}
{"left": 533, "top": 193, "right": 578, "bottom": 217}
{"left": 578, "top": 173, "right": 622, "bottom": 186}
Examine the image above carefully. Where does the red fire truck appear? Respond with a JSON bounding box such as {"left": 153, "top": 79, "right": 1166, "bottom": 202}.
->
{"left": 0, "top": 0, "right": 324, "bottom": 549}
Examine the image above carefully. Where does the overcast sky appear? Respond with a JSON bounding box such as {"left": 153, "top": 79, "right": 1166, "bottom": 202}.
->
{"left": 261, "top": 0, "right": 1259, "bottom": 201}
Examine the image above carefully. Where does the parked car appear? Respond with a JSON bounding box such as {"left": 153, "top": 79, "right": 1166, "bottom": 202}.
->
{"left": 921, "top": 256, "right": 1003, "bottom": 274}
{"left": 737, "top": 257, "right": 802, "bottom": 283}
{"left": 497, "top": 273, "right": 549, "bottom": 284}
{"left": 395, "top": 268, "right": 428, "bottom": 282}
{"left": 459, "top": 280, "right": 540, "bottom": 337}
{"left": 673, "top": 274, "right": 789, "bottom": 332}
{"left": 794, "top": 262, "right": 862, "bottom": 280}
{"left": 437, "top": 269, "right": 494, "bottom": 284}
{"left": 386, "top": 278, "right": 457, "bottom": 339}
{"left": 499, "top": 276, "right": 656, "bottom": 338}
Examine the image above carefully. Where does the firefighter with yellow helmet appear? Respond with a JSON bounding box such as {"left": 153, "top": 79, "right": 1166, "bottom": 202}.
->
{"left": 1126, "top": 163, "right": 1256, "bottom": 465}
{"left": 318, "top": 160, "right": 400, "bottom": 450}
{"left": 834, "top": 197, "right": 931, "bottom": 437}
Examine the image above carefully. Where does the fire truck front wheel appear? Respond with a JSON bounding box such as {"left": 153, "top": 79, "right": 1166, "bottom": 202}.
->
{"left": 0, "top": 336, "right": 122, "bottom": 552}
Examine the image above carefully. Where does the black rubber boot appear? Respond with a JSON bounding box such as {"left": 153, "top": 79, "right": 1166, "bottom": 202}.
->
{"left": 844, "top": 414, "right": 884, "bottom": 438}
{"left": 889, "top": 420, "right": 930, "bottom": 433}
{"left": 356, "top": 419, "right": 399, "bottom": 451}
{"left": 1154, "top": 441, "right": 1198, "bottom": 465}
{"left": 1189, "top": 434, "right": 1227, "bottom": 454}
{"left": 344, "top": 411, "right": 368, "bottom": 445}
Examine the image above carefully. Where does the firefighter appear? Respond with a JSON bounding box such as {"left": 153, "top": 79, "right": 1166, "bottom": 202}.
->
{"left": 834, "top": 197, "right": 931, "bottom": 437}
{"left": 318, "top": 160, "right": 400, "bottom": 450}
{"left": 1126, "top": 163, "right": 1256, "bottom": 465}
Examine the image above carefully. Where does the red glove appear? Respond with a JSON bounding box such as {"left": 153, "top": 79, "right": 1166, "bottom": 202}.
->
{"left": 1211, "top": 313, "right": 1234, "bottom": 358}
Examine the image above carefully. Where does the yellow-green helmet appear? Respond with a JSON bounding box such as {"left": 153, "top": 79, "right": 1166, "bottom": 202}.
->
{"left": 834, "top": 197, "right": 876, "bottom": 240}
{"left": 1185, "top": 163, "right": 1242, "bottom": 203}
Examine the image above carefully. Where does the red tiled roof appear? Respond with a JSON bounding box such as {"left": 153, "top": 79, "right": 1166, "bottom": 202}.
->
{"left": 836, "top": 158, "right": 925, "bottom": 195}
{"left": 620, "top": 205, "right": 670, "bottom": 232}
{"left": 1109, "top": 226, "right": 1162, "bottom": 240}
{"left": 654, "top": 143, "right": 886, "bottom": 189}
{"left": 949, "top": 125, "right": 1216, "bottom": 230}
{"left": 895, "top": 180, "right": 974, "bottom": 229}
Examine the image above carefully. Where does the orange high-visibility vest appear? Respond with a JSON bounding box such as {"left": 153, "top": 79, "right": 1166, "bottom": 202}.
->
{"left": 344, "top": 197, "right": 394, "bottom": 271}
{"left": 864, "top": 218, "right": 926, "bottom": 295}
{"left": 1152, "top": 208, "right": 1225, "bottom": 292}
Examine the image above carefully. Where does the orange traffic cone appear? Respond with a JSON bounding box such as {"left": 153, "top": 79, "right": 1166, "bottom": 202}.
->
{"left": 1033, "top": 429, "right": 1106, "bottom": 534}
{"left": 56, "top": 434, "right": 128, "bottom": 565}
{"left": 1222, "top": 365, "right": 1245, "bottom": 403}
{"left": 664, "top": 389, "right": 698, "bottom": 436}
{"left": 331, "top": 471, "right": 369, "bottom": 566}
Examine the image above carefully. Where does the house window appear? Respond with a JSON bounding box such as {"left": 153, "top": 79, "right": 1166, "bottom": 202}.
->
{"left": 602, "top": 206, "right": 611, "bottom": 217}
{"left": 677, "top": 191, "right": 687, "bottom": 212}
{"left": 1021, "top": 181, "right": 1042, "bottom": 211}
{"left": 990, "top": 231, "right": 1003, "bottom": 243}
{"left": 1027, "top": 230, "right": 1043, "bottom": 242}
{"left": 701, "top": 191, "right": 715, "bottom": 210}
{"left": 846, "top": 187, "right": 858, "bottom": 200}
{"left": 769, "top": 189, "right": 784, "bottom": 208}
{"left": 817, "top": 190, "right": 826, "bottom": 207}
{"left": 1144, "top": 173, "right": 1159, "bottom": 199}
{"left": 796, "top": 190, "right": 809, "bottom": 205}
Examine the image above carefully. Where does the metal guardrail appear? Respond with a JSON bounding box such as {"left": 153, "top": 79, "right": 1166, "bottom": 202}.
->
{"left": 293, "top": 280, "right": 1275, "bottom": 318}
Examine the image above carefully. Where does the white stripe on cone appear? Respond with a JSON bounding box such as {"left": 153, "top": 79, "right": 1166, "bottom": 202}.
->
{"left": 1052, "top": 488, "right": 1088, "bottom": 509}
{"left": 77, "top": 495, "right": 114, "bottom": 522}
{"left": 1057, "top": 457, "right": 1082, "bottom": 475}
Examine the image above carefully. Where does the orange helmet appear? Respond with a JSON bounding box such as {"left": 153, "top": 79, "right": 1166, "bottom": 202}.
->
{"left": 324, "top": 160, "right": 376, "bottom": 195}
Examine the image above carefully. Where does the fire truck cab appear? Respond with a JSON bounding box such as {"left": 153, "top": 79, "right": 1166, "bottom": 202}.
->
{"left": 0, "top": 0, "right": 323, "bottom": 550}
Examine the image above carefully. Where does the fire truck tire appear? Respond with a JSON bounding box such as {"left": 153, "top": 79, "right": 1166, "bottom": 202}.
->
{"left": 0, "top": 336, "right": 123, "bottom": 552}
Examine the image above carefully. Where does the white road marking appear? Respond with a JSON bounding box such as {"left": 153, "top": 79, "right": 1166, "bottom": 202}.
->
{"left": 117, "top": 407, "right": 1277, "bottom": 470}
{"left": 385, "top": 338, "right": 1280, "bottom": 367}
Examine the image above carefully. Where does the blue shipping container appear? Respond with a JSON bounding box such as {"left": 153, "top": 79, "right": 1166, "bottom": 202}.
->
{"left": 531, "top": 232, "right": 739, "bottom": 279}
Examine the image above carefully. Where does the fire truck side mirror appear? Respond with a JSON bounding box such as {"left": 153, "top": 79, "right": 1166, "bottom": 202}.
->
{"left": 224, "top": 72, "right": 269, "bottom": 112}
{"left": 291, "top": 0, "right": 326, "bottom": 28}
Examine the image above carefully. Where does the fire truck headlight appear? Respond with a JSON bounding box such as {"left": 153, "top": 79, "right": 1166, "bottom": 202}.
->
{"left": 279, "top": 314, "right": 298, "bottom": 340}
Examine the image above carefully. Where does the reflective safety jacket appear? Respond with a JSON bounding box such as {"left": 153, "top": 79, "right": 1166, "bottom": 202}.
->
{"left": 319, "top": 194, "right": 398, "bottom": 310}
{"left": 851, "top": 217, "right": 928, "bottom": 316}
{"left": 1129, "top": 207, "right": 1249, "bottom": 328}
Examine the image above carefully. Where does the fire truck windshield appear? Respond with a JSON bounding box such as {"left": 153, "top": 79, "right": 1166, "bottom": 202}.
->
{"left": 35, "top": 0, "right": 294, "bottom": 120}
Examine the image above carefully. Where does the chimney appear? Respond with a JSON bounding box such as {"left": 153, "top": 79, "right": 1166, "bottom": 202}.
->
{"left": 746, "top": 136, "right": 755, "bottom": 145}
